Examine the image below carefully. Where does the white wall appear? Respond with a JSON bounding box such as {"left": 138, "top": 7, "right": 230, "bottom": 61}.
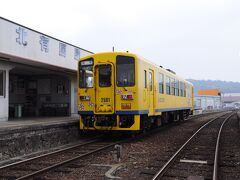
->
{"left": 195, "top": 96, "right": 221, "bottom": 110}
{"left": 0, "top": 17, "right": 93, "bottom": 120}
{"left": 0, "top": 18, "right": 92, "bottom": 71}
{"left": 0, "top": 62, "right": 13, "bottom": 121}
{"left": 69, "top": 75, "right": 79, "bottom": 117}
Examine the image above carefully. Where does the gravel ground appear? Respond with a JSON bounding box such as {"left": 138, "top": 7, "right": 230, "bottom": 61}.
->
{"left": 219, "top": 113, "right": 240, "bottom": 180}
{"left": 0, "top": 133, "right": 99, "bottom": 168}
{"left": 158, "top": 113, "right": 231, "bottom": 180}
{"left": 38, "top": 113, "right": 226, "bottom": 180}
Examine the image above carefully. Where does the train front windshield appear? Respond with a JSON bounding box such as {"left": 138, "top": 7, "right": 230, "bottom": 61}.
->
{"left": 79, "top": 58, "right": 94, "bottom": 88}
{"left": 116, "top": 56, "right": 135, "bottom": 87}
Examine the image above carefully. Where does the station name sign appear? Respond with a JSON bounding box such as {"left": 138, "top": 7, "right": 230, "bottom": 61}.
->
{"left": 15, "top": 26, "right": 81, "bottom": 60}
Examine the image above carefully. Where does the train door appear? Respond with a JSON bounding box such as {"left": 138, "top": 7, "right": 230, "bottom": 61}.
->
{"left": 149, "top": 69, "right": 154, "bottom": 115}
{"left": 94, "top": 64, "right": 115, "bottom": 114}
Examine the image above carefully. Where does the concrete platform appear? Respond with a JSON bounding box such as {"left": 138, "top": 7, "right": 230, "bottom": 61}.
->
{"left": 0, "top": 116, "right": 79, "bottom": 131}
{"left": 0, "top": 116, "right": 81, "bottom": 162}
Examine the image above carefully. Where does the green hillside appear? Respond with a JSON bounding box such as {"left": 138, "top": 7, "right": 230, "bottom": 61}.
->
{"left": 187, "top": 79, "right": 240, "bottom": 94}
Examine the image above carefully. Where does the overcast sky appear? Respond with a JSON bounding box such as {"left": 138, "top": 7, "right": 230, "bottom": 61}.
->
{"left": 1, "top": 0, "right": 240, "bottom": 82}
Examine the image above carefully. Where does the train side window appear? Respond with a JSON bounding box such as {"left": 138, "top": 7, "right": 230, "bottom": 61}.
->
{"left": 166, "top": 76, "right": 170, "bottom": 95}
{"left": 144, "top": 70, "right": 147, "bottom": 88}
{"left": 175, "top": 80, "right": 179, "bottom": 96}
{"left": 184, "top": 83, "right": 186, "bottom": 97}
{"left": 182, "top": 82, "right": 185, "bottom": 97}
{"left": 171, "top": 78, "right": 175, "bottom": 96}
{"left": 187, "top": 85, "right": 190, "bottom": 98}
{"left": 158, "top": 73, "right": 164, "bottom": 94}
{"left": 180, "top": 82, "right": 183, "bottom": 96}
{"left": 180, "top": 82, "right": 186, "bottom": 97}
{"left": 192, "top": 87, "right": 194, "bottom": 98}
{"left": 149, "top": 72, "right": 152, "bottom": 91}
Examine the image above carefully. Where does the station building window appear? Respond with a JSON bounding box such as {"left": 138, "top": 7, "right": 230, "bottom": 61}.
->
{"left": 8, "top": 73, "right": 70, "bottom": 118}
{"left": 0, "top": 70, "right": 6, "bottom": 97}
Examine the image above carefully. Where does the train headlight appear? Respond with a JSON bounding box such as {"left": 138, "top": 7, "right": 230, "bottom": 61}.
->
{"left": 121, "top": 94, "right": 133, "bottom": 100}
{"left": 80, "top": 96, "right": 90, "bottom": 101}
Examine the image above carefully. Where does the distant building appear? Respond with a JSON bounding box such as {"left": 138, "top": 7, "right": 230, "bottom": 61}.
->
{"left": 222, "top": 93, "right": 240, "bottom": 109}
{"left": 195, "top": 89, "right": 221, "bottom": 110}
{"left": 198, "top": 89, "right": 221, "bottom": 96}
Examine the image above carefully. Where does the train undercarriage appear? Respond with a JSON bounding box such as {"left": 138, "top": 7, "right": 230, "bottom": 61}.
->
{"left": 80, "top": 110, "right": 192, "bottom": 132}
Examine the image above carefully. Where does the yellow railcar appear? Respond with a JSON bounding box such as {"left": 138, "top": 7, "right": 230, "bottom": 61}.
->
{"left": 78, "top": 52, "right": 194, "bottom": 131}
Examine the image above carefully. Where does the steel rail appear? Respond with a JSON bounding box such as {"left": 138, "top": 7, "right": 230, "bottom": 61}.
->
{"left": 16, "top": 141, "right": 120, "bottom": 180}
{"left": 151, "top": 112, "right": 231, "bottom": 180}
{"left": 0, "top": 137, "right": 101, "bottom": 170}
{"left": 186, "top": 111, "right": 220, "bottom": 121}
{"left": 213, "top": 113, "right": 234, "bottom": 180}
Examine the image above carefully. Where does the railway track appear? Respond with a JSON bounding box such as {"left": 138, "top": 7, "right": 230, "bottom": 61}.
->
{"left": 0, "top": 137, "right": 124, "bottom": 180}
{"left": 0, "top": 111, "right": 227, "bottom": 180}
{"left": 151, "top": 112, "right": 235, "bottom": 180}
{"left": 218, "top": 112, "right": 240, "bottom": 180}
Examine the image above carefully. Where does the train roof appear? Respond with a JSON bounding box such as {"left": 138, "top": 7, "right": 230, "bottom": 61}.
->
{"left": 136, "top": 54, "right": 193, "bottom": 86}
{"left": 80, "top": 52, "right": 193, "bottom": 86}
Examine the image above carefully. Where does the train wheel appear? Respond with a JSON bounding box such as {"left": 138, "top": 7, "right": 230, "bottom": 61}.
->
{"left": 79, "top": 130, "right": 88, "bottom": 137}
{"left": 179, "top": 111, "right": 184, "bottom": 121}
{"left": 129, "top": 131, "right": 140, "bottom": 138}
{"left": 168, "top": 113, "right": 174, "bottom": 123}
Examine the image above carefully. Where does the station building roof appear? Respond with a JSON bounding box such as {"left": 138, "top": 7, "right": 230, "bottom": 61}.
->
{"left": 0, "top": 17, "right": 93, "bottom": 72}
{"left": 198, "top": 89, "right": 221, "bottom": 96}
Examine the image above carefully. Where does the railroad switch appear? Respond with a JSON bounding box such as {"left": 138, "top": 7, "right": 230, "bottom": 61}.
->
{"left": 114, "top": 144, "right": 122, "bottom": 162}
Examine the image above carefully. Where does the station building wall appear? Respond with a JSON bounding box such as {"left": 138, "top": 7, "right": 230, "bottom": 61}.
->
{"left": 0, "top": 17, "right": 93, "bottom": 121}
{"left": 0, "top": 62, "right": 14, "bottom": 121}
{"left": 0, "top": 17, "right": 91, "bottom": 71}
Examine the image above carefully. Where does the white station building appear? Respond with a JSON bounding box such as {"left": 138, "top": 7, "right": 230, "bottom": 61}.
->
{"left": 0, "top": 17, "right": 92, "bottom": 121}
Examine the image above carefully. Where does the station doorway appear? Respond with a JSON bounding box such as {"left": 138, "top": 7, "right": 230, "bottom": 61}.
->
{"left": 9, "top": 64, "right": 72, "bottom": 118}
